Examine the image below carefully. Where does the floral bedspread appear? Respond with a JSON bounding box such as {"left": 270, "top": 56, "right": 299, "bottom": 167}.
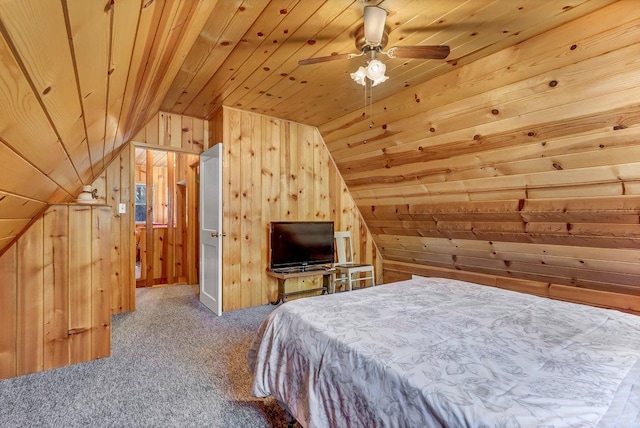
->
{"left": 248, "top": 276, "right": 640, "bottom": 427}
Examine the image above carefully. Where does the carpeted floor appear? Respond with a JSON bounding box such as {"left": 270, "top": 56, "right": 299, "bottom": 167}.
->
{"left": 0, "top": 284, "right": 293, "bottom": 427}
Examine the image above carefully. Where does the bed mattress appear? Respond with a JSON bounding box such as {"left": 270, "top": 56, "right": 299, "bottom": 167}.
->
{"left": 249, "top": 276, "right": 640, "bottom": 427}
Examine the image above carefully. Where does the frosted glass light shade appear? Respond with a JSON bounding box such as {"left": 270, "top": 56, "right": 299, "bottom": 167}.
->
{"left": 366, "top": 60, "right": 388, "bottom": 86}
{"left": 363, "top": 6, "right": 387, "bottom": 45}
{"left": 351, "top": 60, "right": 389, "bottom": 87}
{"left": 350, "top": 66, "right": 367, "bottom": 86}
{"left": 366, "top": 60, "right": 385, "bottom": 78}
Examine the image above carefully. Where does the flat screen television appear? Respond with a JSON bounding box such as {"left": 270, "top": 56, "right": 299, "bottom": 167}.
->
{"left": 269, "top": 221, "right": 334, "bottom": 270}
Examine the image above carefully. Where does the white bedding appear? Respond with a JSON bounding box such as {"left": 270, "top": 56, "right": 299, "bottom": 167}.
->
{"left": 248, "top": 276, "right": 640, "bottom": 427}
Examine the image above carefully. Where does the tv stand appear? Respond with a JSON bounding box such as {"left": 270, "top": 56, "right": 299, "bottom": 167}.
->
{"left": 271, "top": 265, "right": 329, "bottom": 274}
{"left": 267, "top": 267, "right": 336, "bottom": 304}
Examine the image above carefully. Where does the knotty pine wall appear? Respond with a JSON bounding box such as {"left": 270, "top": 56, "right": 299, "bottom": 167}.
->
{"left": 210, "top": 107, "right": 382, "bottom": 311}
{"left": 318, "top": 1, "right": 640, "bottom": 313}
{"left": 0, "top": 205, "right": 110, "bottom": 380}
{"left": 92, "top": 111, "right": 206, "bottom": 313}
{"left": 134, "top": 155, "right": 197, "bottom": 227}
{"left": 133, "top": 151, "right": 200, "bottom": 286}
{"left": 0, "top": 0, "right": 217, "bottom": 257}
{"left": 91, "top": 146, "right": 134, "bottom": 314}
{"left": 135, "top": 163, "right": 169, "bottom": 224}
{"left": 132, "top": 111, "right": 209, "bottom": 152}
{"left": 0, "top": 110, "right": 206, "bottom": 379}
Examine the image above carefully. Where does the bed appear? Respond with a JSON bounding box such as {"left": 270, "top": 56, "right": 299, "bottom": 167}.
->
{"left": 248, "top": 276, "right": 640, "bottom": 427}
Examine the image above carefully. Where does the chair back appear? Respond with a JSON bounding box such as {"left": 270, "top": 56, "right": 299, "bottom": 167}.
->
{"left": 334, "top": 230, "right": 354, "bottom": 265}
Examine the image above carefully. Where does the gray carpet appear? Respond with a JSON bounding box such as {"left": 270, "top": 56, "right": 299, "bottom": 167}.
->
{"left": 0, "top": 285, "right": 292, "bottom": 427}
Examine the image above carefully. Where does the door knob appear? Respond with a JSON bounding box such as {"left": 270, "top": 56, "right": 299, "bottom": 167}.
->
{"left": 211, "top": 232, "right": 227, "bottom": 238}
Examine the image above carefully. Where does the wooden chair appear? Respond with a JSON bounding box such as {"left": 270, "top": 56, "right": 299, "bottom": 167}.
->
{"left": 333, "top": 230, "right": 375, "bottom": 291}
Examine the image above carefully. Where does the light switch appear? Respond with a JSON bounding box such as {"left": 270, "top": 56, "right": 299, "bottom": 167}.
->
{"left": 118, "top": 203, "right": 126, "bottom": 214}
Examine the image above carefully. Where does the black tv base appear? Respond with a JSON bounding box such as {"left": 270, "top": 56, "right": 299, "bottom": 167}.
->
{"left": 266, "top": 267, "right": 336, "bottom": 304}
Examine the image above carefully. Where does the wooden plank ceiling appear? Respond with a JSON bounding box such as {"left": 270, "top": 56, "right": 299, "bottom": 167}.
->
{"left": 0, "top": 0, "right": 218, "bottom": 252}
{"left": 0, "top": 0, "right": 620, "bottom": 257}
{"left": 163, "top": 0, "right": 616, "bottom": 125}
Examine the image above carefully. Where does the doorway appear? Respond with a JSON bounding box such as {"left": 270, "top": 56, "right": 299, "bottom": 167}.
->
{"left": 134, "top": 147, "right": 200, "bottom": 287}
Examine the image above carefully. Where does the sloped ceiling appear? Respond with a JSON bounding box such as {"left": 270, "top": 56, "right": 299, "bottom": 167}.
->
{"left": 0, "top": 0, "right": 218, "bottom": 251}
{"left": 163, "top": 0, "right": 616, "bottom": 125}
{"left": 0, "top": 0, "right": 617, "bottom": 253}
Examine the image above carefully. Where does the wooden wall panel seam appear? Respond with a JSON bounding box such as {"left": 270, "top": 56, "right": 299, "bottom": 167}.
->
{"left": 217, "top": 107, "right": 383, "bottom": 310}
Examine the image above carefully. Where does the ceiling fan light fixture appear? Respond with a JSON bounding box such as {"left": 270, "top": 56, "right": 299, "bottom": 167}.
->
{"left": 366, "top": 59, "right": 388, "bottom": 86}
{"left": 350, "top": 66, "right": 368, "bottom": 86}
{"left": 363, "top": 6, "right": 387, "bottom": 45}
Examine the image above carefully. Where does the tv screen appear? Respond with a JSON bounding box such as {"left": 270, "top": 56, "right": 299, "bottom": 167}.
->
{"left": 269, "top": 221, "right": 334, "bottom": 270}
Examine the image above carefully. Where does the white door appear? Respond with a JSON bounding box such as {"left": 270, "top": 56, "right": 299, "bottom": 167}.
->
{"left": 199, "top": 143, "right": 223, "bottom": 315}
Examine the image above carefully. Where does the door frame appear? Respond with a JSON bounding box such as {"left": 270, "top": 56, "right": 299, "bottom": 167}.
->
{"left": 129, "top": 143, "right": 201, "bottom": 298}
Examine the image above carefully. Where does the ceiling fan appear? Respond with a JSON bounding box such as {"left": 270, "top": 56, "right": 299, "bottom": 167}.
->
{"left": 298, "top": 6, "right": 450, "bottom": 86}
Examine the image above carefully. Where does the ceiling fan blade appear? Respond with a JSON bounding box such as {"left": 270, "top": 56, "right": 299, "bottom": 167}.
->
{"left": 363, "top": 6, "right": 387, "bottom": 45}
{"left": 298, "top": 53, "right": 354, "bottom": 66}
{"left": 387, "top": 45, "right": 451, "bottom": 60}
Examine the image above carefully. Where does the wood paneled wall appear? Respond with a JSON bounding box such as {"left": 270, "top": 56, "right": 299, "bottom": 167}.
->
{"left": 132, "top": 111, "right": 209, "bottom": 152}
{"left": 0, "top": 205, "right": 110, "bottom": 380}
{"left": 91, "top": 146, "right": 134, "bottom": 314}
{"left": 92, "top": 111, "right": 205, "bottom": 314}
{"left": 138, "top": 226, "right": 168, "bottom": 283}
{"left": 133, "top": 151, "right": 199, "bottom": 286}
{"left": 135, "top": 164, "right": 170, "bottom": 224}
{"left": 0, "top": 1, "right": 216, "bottom": 256}
{"left": 318, "top": 1, "right": 640, "bottom": 311}
{"left": 211, "top": 107, "right": 382, "bottom": 311}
